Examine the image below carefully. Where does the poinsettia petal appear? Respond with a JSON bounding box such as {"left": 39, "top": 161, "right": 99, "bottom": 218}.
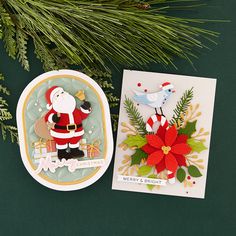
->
{"left": 146, "top": 134, "right": 164, "bottom": 148}
{"left": 174, "top": 134, "right": 188, "bottom": 144}
{"left": 171, "top": 143, "right": 192, "bottom": 155}
{"left": 141, "top": 144, "right": 157, "bottom": 154}
{"left": 155, "top": 158, "right": 166, "bottom": 173}
{"left": 165, "top": 126, "right": 178, "bottom": 146}
{"left": 175, "top": 154, "right": 187, "bottom": 167}
{"left": 165, "top": 152, "right": 178, "bottom": 173}
{"left": 156, "top": 126, "right": 166, "bottom": 140}
{"left": 147, "top": 150, "right": 164, "bottom": 166}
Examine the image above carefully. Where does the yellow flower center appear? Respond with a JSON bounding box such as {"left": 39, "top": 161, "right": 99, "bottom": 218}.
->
{"left": 161, "top": 146, "right": 171, "bottom": 155}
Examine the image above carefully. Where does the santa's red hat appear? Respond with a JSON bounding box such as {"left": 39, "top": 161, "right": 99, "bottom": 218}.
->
{"left": 45, "top": 86, "right": 63, "bottom": 110}
{"left": 160, "top": 82, "right": 174, "bottom": 90}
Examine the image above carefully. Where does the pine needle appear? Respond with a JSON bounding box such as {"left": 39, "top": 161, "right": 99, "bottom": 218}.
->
{"left": 0, "top": 0, "right": 219, "bottom": 71}
{"left": 0, "top": 73, "right": 18, "bottom": 143}
{"left": 124, "top": 96, "right": 147, "bottom": 135}
{"left": 170, "top": 87, "right": 194, "bottom": 126}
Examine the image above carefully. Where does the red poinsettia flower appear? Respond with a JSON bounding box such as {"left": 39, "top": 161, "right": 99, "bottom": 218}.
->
{"left": 142, "top": 125, "right": 191, "bottom": 174}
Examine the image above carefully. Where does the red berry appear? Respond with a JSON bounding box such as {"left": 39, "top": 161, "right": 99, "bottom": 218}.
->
{"left": 187, "top": 176, "right": 191, "bottom": 180}
{"left": 144, "top": 89, "right": 147, "bottom": 92}
{"left": 193, "top": 181, "right": 196, "bottom": 184}
{"left": 137, "top": 83, "right": 141, "bottom": 87}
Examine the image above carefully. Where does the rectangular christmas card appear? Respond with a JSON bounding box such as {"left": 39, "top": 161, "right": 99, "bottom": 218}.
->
{"left": 112, "top": 70, "right": 216, "bottom": 198}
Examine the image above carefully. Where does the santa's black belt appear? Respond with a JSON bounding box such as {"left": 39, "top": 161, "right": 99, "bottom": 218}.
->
{"left": 54, "top": 123, "right": 82, "bottom": 131}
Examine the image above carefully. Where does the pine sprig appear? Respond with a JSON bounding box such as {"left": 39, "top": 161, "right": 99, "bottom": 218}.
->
{"left": 170, "top": 87, "right": 194, "bottom": 127}
{"left": 0, "top": 0, "right": 219, "bottom": 72}
{"left": 0, "top": 123, "right": 18, "bottom": 143}
{"left": 0, "top": 74, "right": 18, "bottom": 143}
{"left": 111, "top": 114, "right": 119, "bottom": 132}
{"left": 0, "top": 3, "right": 16, "bottom": 58}
{"left": 124, "top": 96, "right": 147, "bottom": 135}
{"left": 16, "top": 28, "right": 29, "bottom": 71}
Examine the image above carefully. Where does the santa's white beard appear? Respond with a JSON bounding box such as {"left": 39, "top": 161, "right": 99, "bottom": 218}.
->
{"left": 52, "top": 93, "right": 76, "bottom": 114}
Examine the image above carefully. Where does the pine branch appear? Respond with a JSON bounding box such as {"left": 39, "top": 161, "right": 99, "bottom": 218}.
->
{"left": 0, "top": 2, "right": 16, "bottom": 58}
{"left": 1, "top": 0, "right": 219, "bottom": 72}
{"left": 170, "top": 87, "right": 194, "bottom": 127}
{"left": 0, "top": 74, "right": 4, "bottom": 80}
{"left": 0, "top": 122, "right": 18, "bottom": 143}
{"left": 0, "top": 73, "right": 18, "bottom": 143}
{"left": 0, "top": 85, "right": 10, "bottom": 95}
{"left": 16, "top": 28, "right": 29, "bottom": 71}
{"left": 111, "top": 114, "right": 119, "bottom": 132}
{"left": 124, "top": 96, "right": 147, "bottom": 135}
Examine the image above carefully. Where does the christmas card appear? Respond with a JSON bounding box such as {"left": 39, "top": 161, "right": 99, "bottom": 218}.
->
{"left": 112, "top": 70, "right": 216, "bottom": 198}
{"left": 17, "top": 70, "right": 113, "bottom": 191}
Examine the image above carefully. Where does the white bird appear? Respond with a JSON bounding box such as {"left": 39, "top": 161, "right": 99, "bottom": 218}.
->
{"left": 133, "top": 82, "right": 175, "bottom": 115}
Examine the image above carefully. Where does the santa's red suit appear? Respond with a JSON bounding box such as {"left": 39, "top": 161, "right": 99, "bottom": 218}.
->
{"left": 44, "top": 86, "right": 91, "bottom": 151}
{"left": 45, "top": 107, "right": 90, "bottom": 149}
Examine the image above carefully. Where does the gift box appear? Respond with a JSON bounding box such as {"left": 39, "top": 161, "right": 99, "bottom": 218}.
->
{"left": 87, "top": 140, "right": 101, "bottom": 158}
{"left": 33, "top": 139, "right": 47, "bottom": 155}
{"left": 80, "top": 139, "right": 100, "bottom": 158}
{"left": 46, "top": 140, "right": 56, "bottom": 152}
{"left": 32, "top": 139, "right": 57, "bottom": 160}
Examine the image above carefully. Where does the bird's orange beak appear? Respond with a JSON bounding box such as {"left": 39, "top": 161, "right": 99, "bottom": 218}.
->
{"left": 172, "top": 90, "right": 176, "bottom": 93}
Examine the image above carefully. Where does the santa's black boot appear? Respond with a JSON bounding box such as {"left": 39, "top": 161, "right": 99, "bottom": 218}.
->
{"left": 70, "top": 148, "right": 84, "bottom": 158}
{"left": 57, "top": 149, "right": 73, "bottom": 160}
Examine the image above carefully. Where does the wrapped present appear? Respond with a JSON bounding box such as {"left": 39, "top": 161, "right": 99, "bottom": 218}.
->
{"left": 32, "top": 139, "right": 47, "bottom": 156}
{"left": 87, "top": 139, "right": 101, "bottom": 158}
{"left": 46, "top": 140, "right": 57, "bottom": 152}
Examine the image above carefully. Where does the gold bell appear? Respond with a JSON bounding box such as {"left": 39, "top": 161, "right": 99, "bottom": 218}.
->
{"left": 75, "top": 90, "right": 85, "bottom": 101}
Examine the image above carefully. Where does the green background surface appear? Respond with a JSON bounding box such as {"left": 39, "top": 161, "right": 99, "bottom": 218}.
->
{"left": 0, "top": 1, "right": 235, "bottom": 235}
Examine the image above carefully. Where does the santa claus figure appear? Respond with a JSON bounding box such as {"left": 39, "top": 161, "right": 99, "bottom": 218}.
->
{"left": 44, "top": 86, "right": 91, "bottom": 160}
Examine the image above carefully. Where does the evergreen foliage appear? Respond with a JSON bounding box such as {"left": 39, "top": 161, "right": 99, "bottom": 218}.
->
{"left": 124, "top": 96, "right": 147, "bottom": 135}
{"left": 0, "top": 0, "right": 219, "bottom": 142}
{"left": 0, "top": 0, "right": 218, "bottom": 72}
{"left": 170, "top": 87, "right": 194, "bottom": 127}
{"left": 0, "top": 74, "right": 18, "bottom": 143}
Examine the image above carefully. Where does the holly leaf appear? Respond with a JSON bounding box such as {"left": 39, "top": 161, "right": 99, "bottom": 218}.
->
{"left": 187, "top": 138, "right": 207, "bottom": 153}
{"left": 147, "top": 174, "right": 157, "bottom": 190}
{"left": 179, "top": 120, "right": 197, "bottom": 138}
{"left": 188, "top": 165, "right": 202, "bottom": 177}
{"left": 138, "top": 165, "right": 152, "bottom": 176}
{"left": 123, "top": 135, "right": 147, "bottom": 148}
{"left": 131, "top": 149, "right": 148, "bottom": 165}
{"left": 177, "top": 167, "right": 186, "bottom": 183}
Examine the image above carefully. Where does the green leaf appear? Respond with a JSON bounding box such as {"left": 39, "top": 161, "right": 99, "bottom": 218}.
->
{"left": 123, "top": 135, "right": 147, "bottom": 148}
{"left": 177, "top": 167, "right": 186, "bottom": 183}
{"left": 187, "top": 138, "right": 207, "bottom": 153}
{"left": 138, "top": 165, "right": 152, "bottom": 176}
{"left": 179, "top": 120, "right": 197, "bottom": 138}
{"left": 147, "top": 174, "right": 157, "bottom": 191}
{"left": 131, "top": 149, "right": 148, "bottom": 165}
{"left": 188, "top": 165, "right": 202, "bottom": 177}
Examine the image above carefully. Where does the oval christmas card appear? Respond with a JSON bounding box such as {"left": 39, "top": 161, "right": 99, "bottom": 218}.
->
{"left": 17, "top": 70, "right": 113, "bottom": 191}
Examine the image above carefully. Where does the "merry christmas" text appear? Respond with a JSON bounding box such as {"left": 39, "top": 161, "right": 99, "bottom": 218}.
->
{"left": 35, "top": 155, "right": 105, "bottom": 174}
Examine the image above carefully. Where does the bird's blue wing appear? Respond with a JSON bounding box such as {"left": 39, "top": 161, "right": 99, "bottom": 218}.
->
{"left": 133, "top": 94, "right": 151, "bottom": 105}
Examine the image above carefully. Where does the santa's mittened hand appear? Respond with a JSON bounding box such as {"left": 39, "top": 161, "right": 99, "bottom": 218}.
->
{"left": 81, "top": 101, "right": 91, "bottom": 110}
{"left": 52, "top": 113, "right": 60, "bottom": 123}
